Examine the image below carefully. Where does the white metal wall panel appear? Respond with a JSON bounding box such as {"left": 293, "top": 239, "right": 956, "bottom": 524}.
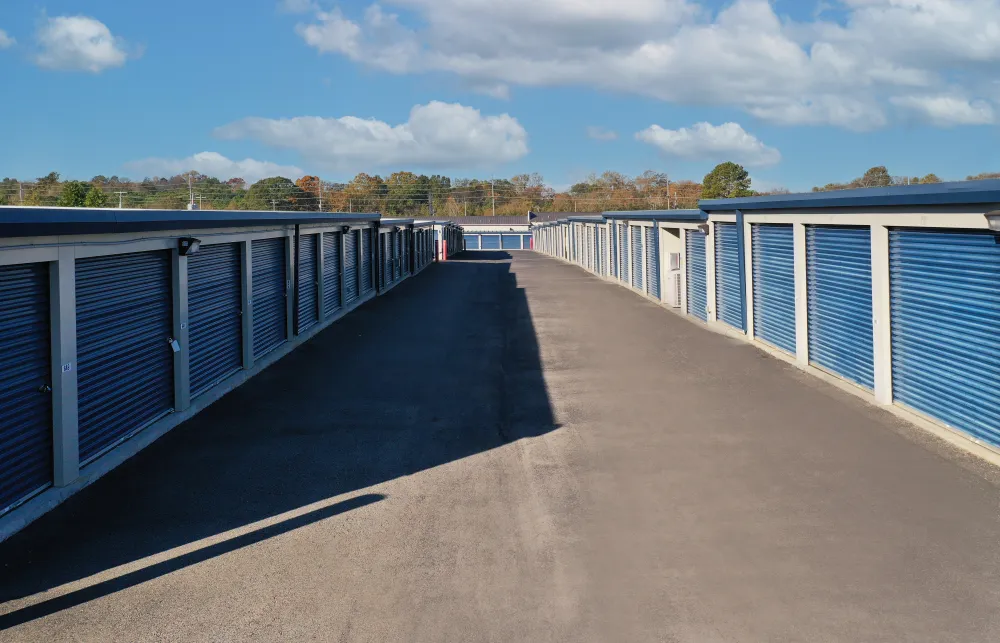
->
{"left": 890, "top": 229, "right": 1000, "bottom": 446}
{"left": 619, "top": 224, "right": 629, "bottom": 284}
{"left": 630, "top": 226, "right": 644, "bottom": 290}
{"left": 77, "top": 250, "right": 173, "bottom": 462}
{"left": 751, "top": 224, "right": 796, "bottom": 354}
{"left": 296, "top": 234, "right": 319, "bottom": 334}
{"left": 599, "top": 228, "right": 607, "bottom": 277}
{"left": 714, "top": 222, "right": 743, "bottom": 329}
{"left": 806, "top": 226, "right": 874, "bottom": 389}
{"left": 686, "top": 230, "right": 708, "bottom": 322}
{"left": 189, "top": 243, "right": 243, "bottom": 397}
{"left": 344, "top": 230, "right": 359, "bottom": 304}
{"left": 252, "top": 237, "right": 288, "bottom": 360}
{"left": 645, "top": 226, "right": 660, "bottom": 299}
{"left": 322, "top": 232, "right": 341, "bottom": 316}
{"left": 0, "top": 262, "right": 52, "bottom": 515}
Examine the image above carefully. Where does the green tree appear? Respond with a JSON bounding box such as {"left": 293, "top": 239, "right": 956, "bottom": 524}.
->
{"left": 701, "top": 162, "right": 753, "bottom": 199}
{"left": 920, "top": 173, "right": 942, "bottom": 184}
{"left": 58, "top": 181, "right": 92, "bottom": 207}
{"left": 857, "top": 165, "right": 892, "bottom": 188}
{"left": 85, "top": 185, "right": 109, "bottom": 208}
{"left": 245, "top": 177, "right": 309, "bottom": 211}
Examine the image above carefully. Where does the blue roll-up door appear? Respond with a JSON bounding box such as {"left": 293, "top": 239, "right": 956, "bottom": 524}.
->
{"left": 751, "top": 225, "right": 796, "bottom": 354}
{"left": 466, "top": 235, "right": 481, "bottom": 250}
{"left": 297, "top": 235, "right": 319, "bottom": 334}
{"left": 631, "top": 226, "right": 644, "bottom": 291}
{"left": 322, "top": 232, "right": 341, "bottom": 316}
{"left": 502, "top": 234, "right": 521, "bottom": 250}
{"left": 807, "top": 226, "right": 874, "bottom": 389}
{"left": 686, "top": 230, "right": 708, "bottom": 322}
{"left": 393, "top": 231, "right": 401, "bottom": 280}
{"left": 344, "top": 230, "right": 359, "bottom": 304}
{"left": 382, "top": 234, "right": 391, "bottom": 286}
{"left": 609, "top": 225, "right": 616, "bottom": 278}
{"left": 482, "top": 235, "right": 500, "bottom": 250}
{"left": 645, "top": 226, "right": 660, "bottom": 299}
{"left": 189, "top": 243, "right": 242, "bottom": 397}
{"left": 599, "top": 228, "right": 607, "bottom": 276}
{"left": 0, "top": 262, "right": 52, "bottom": 515}
{"left": 77, "top": 251, "right": 173, "bottom": 463}
{"left": 890, "top": 229, "right": 1000, "bottom": 446}
{"left": 522, "top": 234, "right": 532, "bottom": 249}
{"left": 714, "top": 222, "right": 743, "bottom": 329}
{"left": 361, "top": 229, "right": 374, "bottom": 294}
{"left": 252, "top": 237, "right": 288, "bottom": 360}
{"left": 619, "top": 224, "right": 629, "bottom": 284}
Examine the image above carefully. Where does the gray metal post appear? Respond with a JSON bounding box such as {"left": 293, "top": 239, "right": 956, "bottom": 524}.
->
{"left": 241, "top": 240, "right": 253, "bottom": 369}
{"left": 50, "top": 247, "right": 79, "bottom": 486}
{"left": 172, "top": 250, "right": 191, "bottom": 412}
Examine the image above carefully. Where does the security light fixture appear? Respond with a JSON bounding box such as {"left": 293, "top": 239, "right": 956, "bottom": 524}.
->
{"left": 178, "top": 237, "right": 201, "bottom": 256}
{"left": 986, "top": 211, "right": 1000, "bottom": 232}
{"left": 341, "top": 225, "right": 352, "bottom": 233}
{"left": 697, "top": 223, "right": 710, "bottom": 234}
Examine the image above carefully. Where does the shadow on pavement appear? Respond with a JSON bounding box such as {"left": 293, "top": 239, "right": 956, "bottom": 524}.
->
{"left": 0, "top": 253, "right": 557, "bottom": 625}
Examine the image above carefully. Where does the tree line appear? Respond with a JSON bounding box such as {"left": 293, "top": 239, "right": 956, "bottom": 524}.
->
{"left": 2, "top": 163, "right": 996, "bottom": 216}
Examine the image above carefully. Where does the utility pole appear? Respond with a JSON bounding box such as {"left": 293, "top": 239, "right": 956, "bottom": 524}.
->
{"left": 271, "top": 199, "right": 278, "bottom": 211}
{"left": 428, "top": 191, "right": 434, "bottom": 217}
{"left": 349, "top": 199, "right": 352, "bottom": 213}
{"left": 464, "top": 199, "right": 467, "bottom": 217}
{"left": 18, "top": 182, "right": 23, "bottom": 205}
{"left": 318, "top": 181, "right": 324, "bottom": 212}
{"left": 115, "top": 191, "right": 128, "bottom": 208}
{"left": 196, "top": 195, "right": 206, "bottom": 209}
{"left": 491, "top": 176, "right": 496, "bottom": 217}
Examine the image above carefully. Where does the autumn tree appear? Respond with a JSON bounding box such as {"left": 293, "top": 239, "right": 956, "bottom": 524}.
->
{"left": 245, "top": 177, "right": 310, "bottom": 211}
{"left": 701, "top": 162, "right": 753, "bottom": 199}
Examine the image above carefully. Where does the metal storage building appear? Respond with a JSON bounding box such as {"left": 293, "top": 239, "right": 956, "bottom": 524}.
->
{"left": 0, "top": 207, "right": 454, "bottom": 541}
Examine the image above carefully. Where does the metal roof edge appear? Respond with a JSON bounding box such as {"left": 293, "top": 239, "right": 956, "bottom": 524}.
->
{"left": 698, "top": 180, "right": 1000, "bottom": 211}
{"left": 602, "top": 209, "right": 706, "bottom": 221}
{"left": 0, "top": 207, "right": 380, "bottom": 238}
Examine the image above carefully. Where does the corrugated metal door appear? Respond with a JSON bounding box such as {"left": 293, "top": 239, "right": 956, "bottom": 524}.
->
{"left": 714, "top": 222, "right": 743, "bottom": 329}
{"left": 522, "top": 234, "right": 532, "bottom": 249}
{"left": 807, "top": 226, "right": 874, "bottom": 389}
{"left": 686, "top": 230, "right": 708, "bottom": 322}
{"left": 587, "top": 227, "right": 594, "bottom": 270}
{"left": 361, "top": 229, "right": 373, "bottom": 294}
{"left": 393, "top": 231, "right": 401, "bottom": 280}
{"left": 344, "top": 230, "right": 359, "bottom": 304}
{"left": 465, "top": 235, "right": 480, "bottom": 250}
{"left": 619, "top": 224, "right": 629, "bottom": 283}
{"left": 630, "top": 226, "right": 644, "bottom": 290}
{"left": 610, "top": 225, "right": 618, "bottom": 278}
{"left": 751, "top": 225, "right": 796, "bottom": 354}
{"left": 323, "top": 232, "right": 341, "bottom": 316}
{"left": 599, "top": 228, "right": 607, "bottom": 276}
{"left": 482, "top": 235, "right": 500, "bottom": 250}
{"left": 0, "top": 262, "right": 52, "bottom": 514}
{"left": 502, "top": 234, "right": 521, "bottom": 250}
{"left": 189, "top": 243, "right": 242, "bottom": 397}
{"left": 382, "top": 234, "right": 391, "bottom": 286}
{"left": 645, "top": 226, "right": 660, "bottom": 299}
{"left": 77, "top": 251, "right": 173, "bottom": 462}
{"left": 296, "top": 235, "right": 319, "bottom": 334}
{"left": 890, "top": 229, "right": 1000, "bottom": 446}
{"left": 252, "top": 237, "right": 288, "bottom": 360}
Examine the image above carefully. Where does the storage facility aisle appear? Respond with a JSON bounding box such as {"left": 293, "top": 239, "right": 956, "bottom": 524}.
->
{"left": 2, "top": 251, "right": 1000, "bottom": 642}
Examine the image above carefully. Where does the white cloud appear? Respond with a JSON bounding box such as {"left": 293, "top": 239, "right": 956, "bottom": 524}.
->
{"left": 0, "top": 29, "right": 15, "bottom": 49}
{"left": 125, "top": 152, "right": 304, "bottom": 185}
{"left": 213, "top": 101, "right": 529, "bottom": 170}
{"left": 292, "top": 0, "right": 1000, "bottom": 130}
{"left": 586, "top": 126, "right": 618, "bottom": 141}
{"left": 890, "top": 95, "right": 995, "bottom": 126}
{"left": 636, "top": 122, "right": 781, "bottom": 167}
{"left": 35, "top": 16, "right": 128, "bottom": 72}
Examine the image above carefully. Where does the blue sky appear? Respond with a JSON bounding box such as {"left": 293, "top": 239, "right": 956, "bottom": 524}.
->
{"left": 0, "top": 0, "right": 998, "bottom": 192}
